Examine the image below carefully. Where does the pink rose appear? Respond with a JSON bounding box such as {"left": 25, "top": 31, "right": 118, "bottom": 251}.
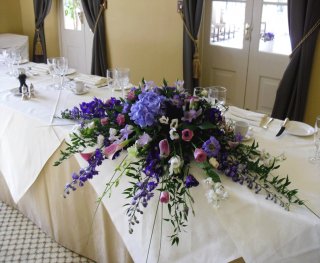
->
{"left": 194, "top": 148, "right": 207, "bottom": 162}
{"left": 159, "top": 139, "right": 170, "bottom": 158}
{"left": 116, "top": 114, "right": 125, "bottom": 126}
{"left": 181, "top": 129, "right": 194, "bottom": 142}
{"left": 80, "top": 152, "right": 94, "bottom": 161}
{"left": 160, "top": 191, "right": 170, "bottom": 203}
{"left": 100, "top": 117, "right": 109, "bottom": 126}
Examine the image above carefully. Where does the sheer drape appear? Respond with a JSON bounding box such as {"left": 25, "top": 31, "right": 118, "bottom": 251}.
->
{"left": 182, "top": 0, "right": 204, "bottom": 94}
{"left": 32, "top": 0, "right": 52, "bottom": 63}
{"left": 81, "top": 0, "right": 107, "bottom": 76}
{"left": 271, "top": 0, "right": 320, "bottom": 121}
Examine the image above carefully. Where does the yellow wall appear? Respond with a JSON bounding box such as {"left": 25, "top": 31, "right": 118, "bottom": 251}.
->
{"left": 304, "top": 34, "right": 320, "bottom": 125}
{"left": 105, "top": 0, "right": 183, "bottom": 85}
{"left": 19, "top": 0, "right": 60, "bottom": 58}
{"left": 0, "top": 0, "right": 23, "bottom": 34}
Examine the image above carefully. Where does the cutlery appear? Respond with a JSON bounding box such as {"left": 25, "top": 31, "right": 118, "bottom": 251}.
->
{"left": 262, "top": 117, "right": 274, "bottom": 129}
{"left": 276, "top": 117, "right": 289, "bottom": 137}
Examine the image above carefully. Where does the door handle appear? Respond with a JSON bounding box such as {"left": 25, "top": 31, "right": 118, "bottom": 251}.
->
{"left": 244, "top": 23, "right": 253, "bottom": 40}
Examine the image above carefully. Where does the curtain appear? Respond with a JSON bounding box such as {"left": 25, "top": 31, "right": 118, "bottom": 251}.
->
{"left": 32, "top": 0, "right": 52, "bottom": 63}
{"left": 182, "top": 0, "right": 204, "bottom": 94}
{"left": 271, "top": 0, "right": 320, "bottom": 121}
{"left": 81, "top": 0, "right": 107, "bottom": 76}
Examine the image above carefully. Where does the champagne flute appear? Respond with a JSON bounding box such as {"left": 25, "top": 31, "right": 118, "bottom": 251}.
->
{"left": 310, "top": 115, "right": 320, "bottom": 163}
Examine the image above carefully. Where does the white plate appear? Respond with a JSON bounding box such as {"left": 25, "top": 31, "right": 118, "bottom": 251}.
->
{"left": 65, "top": 68, "right": 76, "bottom": 76}
{"left": 10, "top": 87, "right": 35, "bottom": 96}
{"left": 70, "top": 87, "right": 89, "bottom": 95}
{"left": 286, "top": 121, "right": 315, "bottom": 136}
{"left": 113, "top": 83, "right": 134, "bottom": 91}
{"left": 13, "top": 59, "right": 29, "bottom": 65}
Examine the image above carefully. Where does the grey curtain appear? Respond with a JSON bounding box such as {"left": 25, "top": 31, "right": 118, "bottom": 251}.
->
{"left": 81, "top": 0, "right": 107, "bottom": 76}
{"left": 182, "top": 0, "right": 204, "bottom": 94}
{"left": 271, "top": 0, "right": 320, "bottom": 121}
{"left": 32, "top": 0, "right": 52, "bottom": 63}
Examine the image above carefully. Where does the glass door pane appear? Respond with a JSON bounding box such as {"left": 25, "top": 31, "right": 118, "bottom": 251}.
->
{"left": 63, "top": 0, "right": 82, "bottom": 31}
{"left": 210, "top": 0, "right": 246, "bottom": 49}
{"left": 259, "top": 0, "right": 291, "bottom": 55}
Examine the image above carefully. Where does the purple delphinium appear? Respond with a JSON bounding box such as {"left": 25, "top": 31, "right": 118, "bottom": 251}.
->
{"left": 129, "top": 91, "right": 166, "bottom": 128}
{"left": 202, "top": 136, "right": 221, "bottom": 157}
{"left": 185, "top": 174, "right": 199, "bottom": 188}
{"left": 79, "top": 98, "right": 106, "bottom": 119}
{"left": 205, "top": 108, "right": 222, "bottom": 124}
{"left": 63, "top": 149, "right": 104, "bottom": 197}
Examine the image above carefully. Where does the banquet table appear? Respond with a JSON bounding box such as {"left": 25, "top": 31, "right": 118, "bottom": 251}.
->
{"left": 0, "top": 62, "right": 320, "bottom": 263}
{"left": 0, "top": 33, "right": 29, "bottom": 60}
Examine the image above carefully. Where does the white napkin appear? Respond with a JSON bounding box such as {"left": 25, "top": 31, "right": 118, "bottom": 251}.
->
{"left": 228, "top": 106, "right": 267, "bottom": 127}
{"left": 75, "top": 74, "right": 107, "bottom": 88}
{"left": 30, "top": 63, "right": 49, "bottom": 75}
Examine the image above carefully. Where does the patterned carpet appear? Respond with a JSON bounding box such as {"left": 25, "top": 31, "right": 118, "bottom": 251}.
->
{"left": 0, "top": 201, "right": 95, "bottom": 263}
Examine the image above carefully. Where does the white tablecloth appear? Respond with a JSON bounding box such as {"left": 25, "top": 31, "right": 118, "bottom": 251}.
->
{"left": 0, "top": 33, "right": 29, "bottom": 60}
{"left": 0, "top": 64, "right": 319, "bottom": 263}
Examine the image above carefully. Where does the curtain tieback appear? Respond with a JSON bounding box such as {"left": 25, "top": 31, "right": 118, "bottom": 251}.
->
{"left": 180, "top": 12, "right": 201, "bottom": 80}
{"left": 93, "top": 0, "right": 108, "bottom": 34}
{"left": 290, "top": 18, "right": 320, "bottom": 58}
{"left": 35, "top": 28, "right": 44, "bottom": 56}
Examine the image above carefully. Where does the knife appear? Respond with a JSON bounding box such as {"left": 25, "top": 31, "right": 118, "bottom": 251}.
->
{"left": 276, "top": 117, "right": 289, "bottom": 137}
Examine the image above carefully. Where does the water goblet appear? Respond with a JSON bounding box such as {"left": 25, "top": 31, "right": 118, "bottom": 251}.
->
{"left": 116, "top": 68, "right": 130, "bottom": 97}
{"left": 106, "top": 68, "right": 116, "bottom": 92}
{"left": 309, "top": 115, "right": 320, "bottom": 163}
{"left": 208, "top": 86, "right": 227, "bottom": 111}
{"left": 52, "top": 57, "right": 68, "bottom": 90}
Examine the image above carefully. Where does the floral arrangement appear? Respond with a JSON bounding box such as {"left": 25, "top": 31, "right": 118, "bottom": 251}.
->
{"left": 54, "top": 79, "right": 305, "bottom": 245}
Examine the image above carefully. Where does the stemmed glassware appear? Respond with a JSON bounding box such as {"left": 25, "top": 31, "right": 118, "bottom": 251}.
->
{"left": 309, "top": 115, "right": 320, "bottom": 163}
{"left": 115, "top": 68, "right": 130, "bottom": 97}
{"left": 208, "top": 86, "right": 227, "bottom": 112}
{"left": 52, "top": 57, "right": 68, "bottom": 90}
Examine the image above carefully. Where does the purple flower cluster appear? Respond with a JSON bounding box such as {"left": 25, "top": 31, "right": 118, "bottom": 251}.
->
{"left": 63, "top": 149, "right": 104, "bottom": 197}
{"left": 129, "top": 91, "right": 166, "bottom": 127}
{"left": 202, "top": 136, "right": 221, "bottom": 157}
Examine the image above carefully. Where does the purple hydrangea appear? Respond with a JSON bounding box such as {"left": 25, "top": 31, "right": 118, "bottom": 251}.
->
{"left": 129, "top": 91, "right": 166, "bottom": 128}
{"left": 202, "top": 136, "right": 221, "bottom": 158}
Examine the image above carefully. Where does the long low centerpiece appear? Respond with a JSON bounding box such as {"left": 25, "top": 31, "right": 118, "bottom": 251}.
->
{"left": 54, "top": 79, "right": 306, "bottom": 246}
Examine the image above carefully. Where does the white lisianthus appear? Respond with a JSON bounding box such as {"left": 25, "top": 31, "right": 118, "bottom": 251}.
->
{"left": 170, "top": 118, "right": 179, "bottom": 129}
{"left": 169, "top": 155, "right": 183, "bottom": 175}
{"left": 209, "top": 157, "right": 219, "bottom": 169}
{"left": 88, "top": 121, "right": 95, "bottom": 129}
{"left": 97, "top": 134, "right": 105, "bottom": 147}
{"left": 109, "top": 128, "right": 119, "bottom": 142}
{"left": 169, "top": 128, "right": 180, "bottom": 140}
{"left": 159, "top": 116, "right": 169, "bottom": 124}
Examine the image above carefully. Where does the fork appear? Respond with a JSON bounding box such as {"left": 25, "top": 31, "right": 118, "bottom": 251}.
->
{"left": 262, "top": 117, "right": 274, "bottom": 129}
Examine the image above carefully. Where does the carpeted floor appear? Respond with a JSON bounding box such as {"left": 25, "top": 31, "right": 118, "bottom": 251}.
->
{"left": 0, "top": 201, "right": 95, "bottom": 263}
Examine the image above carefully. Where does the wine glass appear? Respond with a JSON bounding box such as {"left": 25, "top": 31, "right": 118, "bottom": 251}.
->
{"left": 52, "top": 57, "right": 68, "bottom": 90}
{"left": 310, "top": 115, "right": 320, "bottom": 163}
{"left": 116, "top": 68, "right": 130, "bottom": 97}
{"left": 208, "top": 86, "right": 227, "bottom": 111}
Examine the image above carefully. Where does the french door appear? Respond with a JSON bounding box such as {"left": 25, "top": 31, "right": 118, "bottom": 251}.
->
{"left": 58, "top": 0, "right": 93, "bottom": 74}
{"left": 201, "top": 0, "right": 291, "bottom": 114}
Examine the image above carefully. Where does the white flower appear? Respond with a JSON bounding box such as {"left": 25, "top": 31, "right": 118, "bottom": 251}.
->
{"left": 169, "top": 128, "right": 180, "bottom": 140}
{"left": 175, "top": 80, "right": 185, "bottom": 93}
{"left": 170, "top": 118, "right": 179, "bottom": 129}
{"left": 71, "top": 124, "right": 82, "bottom": 135}
{"left": 109, "top": 128, "right": 119, "bottom": 142}
{"left": 206, "top": 189, "right": 218, "bottom": 202}
{"left": 159, "top": 116, "right": 169, "bottom": 124}
{"left": 97, "top": 134, "right": 105, "bottom": 147}
{"left": 169, "top": 155, "right": 183, "bottom": 175}
{"left": 88, "top": 121, "right": 95, "bottom": 129}
{"left": 127, "top": 145, "right": 138, "bottom": 159}
{"left": 209, "top": 157, "right": 219, "bottom": 169}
